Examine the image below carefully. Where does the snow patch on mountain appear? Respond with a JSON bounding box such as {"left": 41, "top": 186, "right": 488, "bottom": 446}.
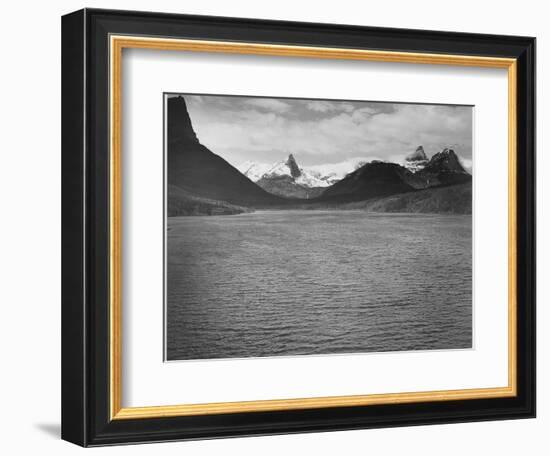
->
{"left": 403, "top": 146, "right": 429, "bottom": 173}
{"left": 239, "top": 156, "right": 370, "bottom": 188}
{"left": 236, "top": 161, "right": 273, "bottom": 182}
{"left": 307, "top": 158, "right": 371, "bottom": 184}
{"left": 260, "top": 155, "right": 331, "bottom": 187}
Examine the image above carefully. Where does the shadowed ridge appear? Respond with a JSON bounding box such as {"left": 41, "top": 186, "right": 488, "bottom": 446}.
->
{"left": 318, "top": 161, "right": 416, "bottom": 202}
{"left": 167, "top": 95, "right": 198, "bottom": 144}
{"left": 423, "top": 148, "right": 468, "bottom": 174}
{"left": 167, "top": 95, "right": 285, "bottom": 207}
{"left": 416, "top": 148, "right": 471, "bottom": 187}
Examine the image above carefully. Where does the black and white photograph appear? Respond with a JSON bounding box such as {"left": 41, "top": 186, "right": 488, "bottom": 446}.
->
{"left": 50, "top": 2, "right": 543, "bottom": 449}
{"left": 165, "top": 93, "right": 473, "bottom": 361}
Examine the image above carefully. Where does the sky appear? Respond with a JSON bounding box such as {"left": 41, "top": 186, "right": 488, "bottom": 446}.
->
{"left": 174, "top": 93, "right": 473, "bottom": 171}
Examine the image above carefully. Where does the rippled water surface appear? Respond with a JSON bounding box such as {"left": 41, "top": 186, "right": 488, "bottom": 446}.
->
{"left": 166, "top": 210, "right": 472, "bottom": 360}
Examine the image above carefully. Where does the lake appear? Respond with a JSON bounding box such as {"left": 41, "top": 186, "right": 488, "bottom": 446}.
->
{"left": 166, "top": 210, "right": 472, "bottom": 361}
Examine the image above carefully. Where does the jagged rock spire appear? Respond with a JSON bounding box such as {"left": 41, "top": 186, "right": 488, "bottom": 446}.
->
{"left": 427, "top": 148, "right": 467, "bottom": 173}
{"left": 405, "top": 145, "right": 428, "bottom": 162}
{"left": 285, "top": 154, "right": 302, "bottom": 178}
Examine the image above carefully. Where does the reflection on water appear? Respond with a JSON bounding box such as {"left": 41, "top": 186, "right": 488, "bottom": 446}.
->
{"left": 166, "top": 210, "right": 472, "bottom": 361}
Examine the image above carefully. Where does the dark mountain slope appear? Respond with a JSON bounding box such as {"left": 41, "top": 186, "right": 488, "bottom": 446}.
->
{"left": 318, "top": 161, "right": 417, "bottom": 202}
{"left": 167, "top": 96, "right": 285, "bottom": 207}
{"left": 343, "top": 182, "right": 472, "bottom": 214}
{"left": 416, "top": 148, "right": 471, "bottom": 187}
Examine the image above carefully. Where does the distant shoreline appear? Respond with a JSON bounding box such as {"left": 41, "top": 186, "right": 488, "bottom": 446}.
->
{"left": 168, "top": 209, "right": 472, "bottom": 218}
{"left": 168, "top": 181, "right": 472, "bottom": 217}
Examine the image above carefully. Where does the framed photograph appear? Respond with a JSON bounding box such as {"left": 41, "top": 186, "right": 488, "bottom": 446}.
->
{"left": 61, "top": 8, "right": 535, "bottom": 447}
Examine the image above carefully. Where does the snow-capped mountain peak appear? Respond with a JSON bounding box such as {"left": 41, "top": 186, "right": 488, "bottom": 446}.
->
{"left": 403, "top": 145, "right": 429, "bottom": 173}
{"left": 239, "top": 154, "right": 366, "bottom": 188}
{"left": 236, "top": 161, "right": 273, "bottom": 182}
{"left": 245, "top": 154, "right": 333, "bottom": 188}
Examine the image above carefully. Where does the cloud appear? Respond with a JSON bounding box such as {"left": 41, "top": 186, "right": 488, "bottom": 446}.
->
{"left": 306, "top": 100, "right": 335, "bottom": 113}
{"left": 307, "top": 100, "right": 355, "bottom": 113}
{"left": 459, "top": 158, "right": 473, "bottom": 172}
{"left": 307, "top": 157, "right": 381, "bottom": 178}
{"left": 351, "top": 107, "right": 379, "bottom": 123}
{"left": 244, "top": 98, "right": 291, "bottom": 113}
{"left": 183, "top": 95, "right": 472, "bottom": 168}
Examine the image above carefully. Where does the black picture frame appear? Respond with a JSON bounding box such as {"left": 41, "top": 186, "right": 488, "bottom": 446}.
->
{"left": 62, "top": 8, "right": 536, "bottom": 447}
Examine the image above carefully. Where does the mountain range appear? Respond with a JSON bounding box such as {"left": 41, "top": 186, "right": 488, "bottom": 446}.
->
{"left": 320, "top": 149, "right": 470, "bottom": 203}
{"left": 167, "top": 95, "right": 472, "bottom": 215}
{"left": 237, "top": 155, "right": 361, "bottom": 198}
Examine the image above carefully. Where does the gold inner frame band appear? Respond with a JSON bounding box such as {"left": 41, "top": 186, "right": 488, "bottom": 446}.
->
{"left": 109, "top": 35, "right": 518, "bottom": 420}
